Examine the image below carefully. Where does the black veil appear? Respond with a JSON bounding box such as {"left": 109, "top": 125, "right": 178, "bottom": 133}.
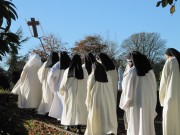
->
{"left": 68, "top": 54, "right": 84, "bottom": 79}
{"left": 45, "top": 52, "right": 59, "bottom": 68}
{"left": 60, "top": 51, "right": 71, "bottom": 70}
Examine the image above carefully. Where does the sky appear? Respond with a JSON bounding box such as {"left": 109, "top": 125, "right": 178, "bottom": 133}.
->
{"left": 8, "top": 0, "right": 180, "bottom": 56}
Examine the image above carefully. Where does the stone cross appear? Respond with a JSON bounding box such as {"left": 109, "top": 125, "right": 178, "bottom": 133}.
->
{"left": 27, "top": 18, "right": 40, "bottom": 37}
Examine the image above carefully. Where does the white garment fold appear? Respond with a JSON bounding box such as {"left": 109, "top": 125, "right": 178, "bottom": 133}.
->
{"left": 12, "top": 54, "right": 42, "bottom": 109}
{"left": 59, "top": 67, "right": 88, "bottom": 126}
{"left": 120, "top": 66, "right": 157, "bottom": 135}
{"left": 47, "top": 62, "right": 64, "bottom": 120}
{"left": 85, "top": 71, "right": 118, "bottom": 135}
{"left": 37, "top": 61, "right": 54, "bottom": 115}
{"left": 159, "top": 58, "right": 180, "bottom": 135}
{"left": 107, "top": 69, "right": 118, "bottom": 104}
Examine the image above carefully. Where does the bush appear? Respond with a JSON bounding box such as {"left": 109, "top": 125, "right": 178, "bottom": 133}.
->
{"left": 0, "top": 89, "right": 28, "bottom": 135}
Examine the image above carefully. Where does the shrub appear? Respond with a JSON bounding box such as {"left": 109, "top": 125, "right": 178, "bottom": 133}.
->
{"left": 0, "top": 89, "right": 28, "bottom": 135}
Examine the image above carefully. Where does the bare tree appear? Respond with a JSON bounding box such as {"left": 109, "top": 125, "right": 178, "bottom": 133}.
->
{"left": 120, "top": 32, "right": 167, "bottom": 63}
{"left": 103, "top": 39, "right": 120, "bottom": 59}
{"left": 32, "top": 34, "right": 65, "bottom": 60}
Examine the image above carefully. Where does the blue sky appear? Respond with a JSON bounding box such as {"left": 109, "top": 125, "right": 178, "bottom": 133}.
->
{"left": 11, "top": 0, "right": 180, "bottom": 56}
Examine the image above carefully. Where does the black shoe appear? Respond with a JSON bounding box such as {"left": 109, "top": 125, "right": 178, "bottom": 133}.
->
{"left": 64, "top": 126, "right": 70, "bottom": 131}
{"left": 76, "top": 125, "right": 82, "bottom": 134}
{"left": 76, "top": 129, "right": 83, "bottom": 135}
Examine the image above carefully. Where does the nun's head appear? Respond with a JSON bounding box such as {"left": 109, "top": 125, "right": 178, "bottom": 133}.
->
{"left": 60, "top": 51, "right": 71, "bottom": 70}
{"left": 164, "top": 48, "right": 179, "bottom": 60}
{"left": 85, "top": 53, "right": 96, "bottom": 75}
{"left": 45, "top": 51, "right": 59, "bottom": 68}
{"left": 127, "top": 51, "right": 152, "bottom": 76}
{"left": 99, "top": 53, "right": 115, "bottom": 71}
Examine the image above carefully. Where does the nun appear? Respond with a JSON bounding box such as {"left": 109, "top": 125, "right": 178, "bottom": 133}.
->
{"left": 12, "top": 53, "right": 42, "bottom": 109}
{"left": 59, "top": 54, "right": 88, "bottom": 134}
{"left": 119, "top": 51, "right": 157, "bottom": 135}
{"left": 37, "top": 51, "right": 59, "bottom": 115}
{"left": 99, "top": 53, "right": 118, "bottom": 105}
{"left": 85, "top": 61, "right": 118, "bottom": 135}
{"left": 47, "top": 51, "right": 71, "bottom": 120}
{"left": 159, "top": 48, "right": 180, "bottom": 135}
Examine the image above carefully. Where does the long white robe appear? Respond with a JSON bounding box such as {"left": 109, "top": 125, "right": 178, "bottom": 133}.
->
{"left": 12, "top": 55, "right": 42, "bottom": 109}
{"left": 107, "top": 70, "right": 118, "bottom": 105}
{"left": 159, "top": 57, "right": 180, "bottom": 135}
{"left": 47, "top": 62, "right": 64, "bottom": 120}
{"left": 85, "top": 72, "right": 118, "bottom": 135}
{"left": 37, "top": 62, "right": 54, "bottom": 115}
{"left": 59, "top": 67, "right": 88, "bottom": 126}
{"left": 120, "top": 66, "right": 157, "bottom": 135}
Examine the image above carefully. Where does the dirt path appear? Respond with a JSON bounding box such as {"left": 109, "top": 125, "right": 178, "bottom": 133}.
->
{"left": 21, "top": 108, "right": 162, "bottom": 135}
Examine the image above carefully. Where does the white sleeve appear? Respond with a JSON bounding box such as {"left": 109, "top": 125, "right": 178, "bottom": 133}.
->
{"left": 85, "top": 73, "right": 95, "bottom": 111}
{"left": 119, "top": 70, "right": 135, "bottom": 110}
{"left": 59, "top": 69, "right": 68, "bottom": 95}
{"left": 38, "top": 62, "right": 47, "bottom": 83}
{"left": 47, "top": 62, "right": 60, "bottom": 93}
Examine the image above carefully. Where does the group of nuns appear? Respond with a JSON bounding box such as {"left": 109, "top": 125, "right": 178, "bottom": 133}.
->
{"left": 12, "top": 51, "right": 118, "bottom": 135}
{"left": 119, "top": 48, "right": 180, "bottom": 135}
{"left": 12, "top": 47, "right": 180, "bottom": 135}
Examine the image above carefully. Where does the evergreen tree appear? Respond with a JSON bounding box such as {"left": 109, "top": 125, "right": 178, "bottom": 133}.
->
{"left": 6, "top": 28, "right": 29, "bottom": 85}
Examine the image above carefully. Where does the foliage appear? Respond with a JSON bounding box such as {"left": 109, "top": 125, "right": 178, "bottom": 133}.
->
{"left": 0, "top": 31, "right": 19, "bottom": 60}
{"left": 72, "top": 35, "right": 121, "bottom": 68}
{"left": 0, "top": 89, "right": 27, "bottom": 135}
{"left": 0, "top": 0, "right": 19, "bottom": 60}
{"left": 156, "top": 0, "right": 177, "bottom": 14}
{"left": 0, "top": 67, "right": 10, "bottom": 89}
{"left": 72, "top": 35, "right": 107, "bottom": 55}
{"left": 0, "top": 0, "right": 18, "bottom": 31}
{"left": 6, "top": 28, "right": 29, "bottom": 85}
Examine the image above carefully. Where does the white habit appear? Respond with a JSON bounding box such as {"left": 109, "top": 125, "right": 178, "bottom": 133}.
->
{"left": 12, "top": 54, "right": 42, "bottom": 108}
{"left": 37, "top": 61, "right": 54, "bottom": 114}
{"left": 107, "top": 69, "right": 118, "bottom": 104}
{"left": 59, "top": 67, "right": 88, "bottom": 125}
{"left": 47, "top": 62, "right": 64, "bottom": 120}
{"left": 159, "top": 58, "right": 180, "bottom": 135}
{"left": 85, "top": 72, "right": 118, "bottom": 135}
{"left": 120, "top": 66, "right": 157, "bottom": 135}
